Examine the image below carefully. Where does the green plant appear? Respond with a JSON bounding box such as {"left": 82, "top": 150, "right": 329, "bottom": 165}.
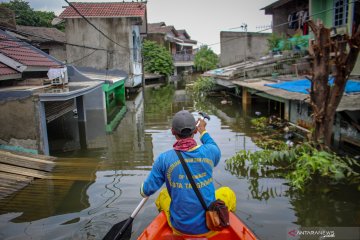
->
{"left": 192, "top": 76, "right": 215, "bottom": 95}
{"left": 284, "top": 145, "right": 360, "bottom": 189}
{"left": 282, "top": 38, "right": 293, "bottom": 51}
{"left": 226, "top": 143, "right": 360, "bottom": 190}
{"left": 1, "top": 0, "right": 65, "bottom": 30}
{"left": 250, "top": 117, "right": 267, "bottom": 129}
{"left": 194, "top": 45, "right": 218, "bottom": 72}
{"left": 267, "top": 33, "right": 282, "bottom": 51}
{"left": 143, "top": 40, "right": 174, "bottom": 76}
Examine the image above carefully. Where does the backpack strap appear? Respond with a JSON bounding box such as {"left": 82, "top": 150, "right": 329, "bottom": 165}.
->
{"left": 175, "top": 150, "right": 208, "bottom": 211}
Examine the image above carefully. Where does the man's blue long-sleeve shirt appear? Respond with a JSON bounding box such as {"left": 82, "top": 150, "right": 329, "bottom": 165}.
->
{"left": 141, "top": 132, "right": 221, "bottom": 235}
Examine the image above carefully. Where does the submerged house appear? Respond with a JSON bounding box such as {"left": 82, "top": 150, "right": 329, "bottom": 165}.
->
{"left": 147, "top": 22, "right": 197, "bottom": 76}
{"left": 205, "top": 0, "right": 360, "bottom": 152}
{"left": 0, "top": 8, "right": 66, "bottom": 62}
{"left": 58, "top": 1, "right": 147, "bottom": 88}
{"left": 248, "top": 0, "right": 360, "bottom": 151}
{"left": 67, "top": 66, "right": 127, "bottom": 133}
{"left": 0, "top": 29, "right": 104, "bottom": 155}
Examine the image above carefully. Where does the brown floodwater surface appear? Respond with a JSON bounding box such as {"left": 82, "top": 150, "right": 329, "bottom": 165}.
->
{"left": 0, "top": 80, "right": 359, "bottom": 240}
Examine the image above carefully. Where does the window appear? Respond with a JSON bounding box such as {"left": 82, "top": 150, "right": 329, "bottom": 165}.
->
{"left": 334, "top": 0, "right": 349, "bottom": 27}
{"left": 132, "top": 31, "right": 138, "bottom": 62}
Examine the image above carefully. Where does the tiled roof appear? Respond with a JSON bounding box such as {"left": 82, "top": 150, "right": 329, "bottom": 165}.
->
{"left": 16, "top": 26, "right": 66, "bottom": 43}
{"left": 0, "top": 31, "right": 62, "bottom": 68}
{"left": 0, "top": 62, "right": 18, "bottom": 76}
{"left": 59, "top": 2, "right": 146, "bottom": 18}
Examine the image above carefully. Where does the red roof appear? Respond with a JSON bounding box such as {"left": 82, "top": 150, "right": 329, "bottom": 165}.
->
{"left": 0, "top": 62, "right": 18, "bottom": 76}
{"left": 59, "top": 2, "right": 146, "bottom": 18}
{"left": 0, "top": 32, "right": 61, "bottom": 68}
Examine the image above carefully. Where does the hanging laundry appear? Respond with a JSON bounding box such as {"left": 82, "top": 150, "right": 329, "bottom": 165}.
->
{"left": 291, "top": 12, "right": 299, "bottom": 29}
{"left": 288, "top": 10, "right": 309, "bottom": 34}
{"left": 297, "top": 11, "right": 305, "bottom": 29}
{"left": 47, "top": 67, "right": 67, "bottom": 80}
{"left": 288, "top": 14, "right": 293, "bottom": 28}
{"left": 303, "top": 22, "right": 309, "bottom": 35}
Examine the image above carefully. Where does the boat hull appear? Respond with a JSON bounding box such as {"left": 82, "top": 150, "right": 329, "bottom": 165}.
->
{"left": 137, "top": 211, "right": 257, "bottom": 240}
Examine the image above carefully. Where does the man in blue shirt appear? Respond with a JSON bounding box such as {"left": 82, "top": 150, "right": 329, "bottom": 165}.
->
{"left": 140, "top": 110, "right": 236, "bottom": 236}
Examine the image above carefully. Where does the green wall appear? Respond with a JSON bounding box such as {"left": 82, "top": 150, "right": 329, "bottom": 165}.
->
{"left": 311, "top": 0, "right": 334, "bottom": 28}
{"left": 102, "top": 79, "right": 127, "bottom": 132}
{"left": 310, "top": 0, "right": 360, "bottom": 75}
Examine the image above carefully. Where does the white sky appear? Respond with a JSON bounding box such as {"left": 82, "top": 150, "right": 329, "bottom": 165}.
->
{"left": 1, "top": 0, "right": 275, "bottom": 54}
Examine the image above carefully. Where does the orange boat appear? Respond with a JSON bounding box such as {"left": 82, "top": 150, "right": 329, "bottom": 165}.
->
{"left": 138, "top": 211, "right": 258, "bottom": 240}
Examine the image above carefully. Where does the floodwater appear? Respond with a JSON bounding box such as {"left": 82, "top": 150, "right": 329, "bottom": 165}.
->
{"left": 0, "top": 78, "right": 359, "bottom": 240}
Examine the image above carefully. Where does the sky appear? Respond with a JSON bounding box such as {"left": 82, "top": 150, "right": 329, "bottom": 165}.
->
{"left": 1, "top": 0, "right": 275, "bottom": 54}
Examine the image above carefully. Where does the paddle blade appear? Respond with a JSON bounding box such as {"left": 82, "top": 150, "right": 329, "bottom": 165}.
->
{"left": 103, "top": 218, "right": 133, "bottom": 240}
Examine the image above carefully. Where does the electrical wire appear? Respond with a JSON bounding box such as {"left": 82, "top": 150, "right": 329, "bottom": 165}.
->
{"left": 205, "top": 0, "right": 360, "bottom": 47}
{"left": 66, "top": 49, "right": 98, "bottom": 64}
{"left": 0, "top": 26, "right": 109, "bottom": 51}
{"left": 63, "top": 0, "right": 131, "bottom": 51}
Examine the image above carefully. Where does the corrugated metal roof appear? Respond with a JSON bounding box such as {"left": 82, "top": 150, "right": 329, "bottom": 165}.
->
{"left": 261, "top": 0, "right": 293, "bottom": 10}
{"left": 0, "top": 30, "right": 62, "bottom": 68}
{"left": 177, "top": 29, "right": 190, "bottom": 39}
{"left": 59, "top": 2, "right": 146, "bottom": 18}
{"left": 148, "top": 25, "right": 178, "bottom": 35}
{"left": 233, "top": 79, "right": 360, "bottom": 111}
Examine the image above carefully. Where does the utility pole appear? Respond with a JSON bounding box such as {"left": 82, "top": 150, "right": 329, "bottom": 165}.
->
{"left": 240, "top": 23, "right": 247, "bottom": 61}
{"left": 240, "top": 23, "right": 247, "bottom": 79}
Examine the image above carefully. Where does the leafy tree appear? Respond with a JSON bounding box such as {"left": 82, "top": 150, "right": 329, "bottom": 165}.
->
{"left": 143, "top": 40, "right": 174, "bottom": 76}
{"left": 0, "top": 0, "right": 64, "bottom": 30}
{"left": 194, "top": 45, "right": 218, "bottom": 72}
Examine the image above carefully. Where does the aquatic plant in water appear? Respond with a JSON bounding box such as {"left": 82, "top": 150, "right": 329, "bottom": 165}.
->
{"left": 192, "top": 76, "right": 215, "bottom": 96}
{"left": 250, "top": 117, "right": 267, "bottom": 129}
{"left": 226, "top": 143, "right": 360, "bottom": 190}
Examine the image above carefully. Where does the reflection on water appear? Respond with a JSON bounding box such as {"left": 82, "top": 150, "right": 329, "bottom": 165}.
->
{"left": 0, "top": 78, "right": 359, "bottom": 240}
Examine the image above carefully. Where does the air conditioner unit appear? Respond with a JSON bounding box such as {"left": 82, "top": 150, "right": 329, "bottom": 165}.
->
{"left": 48, "top": 67, "right": 68, "bottom": 86}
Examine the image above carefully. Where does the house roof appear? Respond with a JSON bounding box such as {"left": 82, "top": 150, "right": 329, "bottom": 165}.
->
{"left": 261, "top": 0, "right": 292, "bottom": 10}
{"left": 148, "top": 22, "right": 197, "bottom": 44}
{"left": 16, "top": 26, "right": 66, "bottom": 43}
{"left": 0, "top": 62, "right": 18, "bottom": 76}
{"left": 177, "top": 30, "right": 190, "bottom": 39}
{"left": 148, "top": 24, "right": 179, "bottom": 35}
{"left": 261, "top": 0, "right": 293, "bottom": 14}
{"left": 233, "top": 79, "right": 360, "bottom": 111}
{"left": 0, "top": 30, "right": 63, "bottom": 70}
{"left": 59, "top": 2, "right": 146, "bottom": 18}
{"left": 148, "top": 22, "right": 166, "bottom": 30}
{"left": 0, "top": 62, "right": 21, "bottom": 80}
{"left": 67, "top": 65, "right": 127, "bottom": 84}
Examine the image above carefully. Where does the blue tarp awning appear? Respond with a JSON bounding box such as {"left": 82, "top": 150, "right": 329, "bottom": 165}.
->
{"left": 265, "top": 79, "right": 360, "bottom": 94}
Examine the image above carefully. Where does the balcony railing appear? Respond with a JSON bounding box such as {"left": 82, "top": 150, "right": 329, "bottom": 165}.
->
{"left": 172, "top": 54, "right": 194, "bottom": 62}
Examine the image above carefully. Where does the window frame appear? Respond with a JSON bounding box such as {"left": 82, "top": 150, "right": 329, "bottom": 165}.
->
{"left": 333, "top": 0, "right": 349, "bottom": 27}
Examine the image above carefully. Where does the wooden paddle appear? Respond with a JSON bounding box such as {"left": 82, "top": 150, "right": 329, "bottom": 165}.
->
{"left": 103, "top": 197, "right": 149, "bottom": 240}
